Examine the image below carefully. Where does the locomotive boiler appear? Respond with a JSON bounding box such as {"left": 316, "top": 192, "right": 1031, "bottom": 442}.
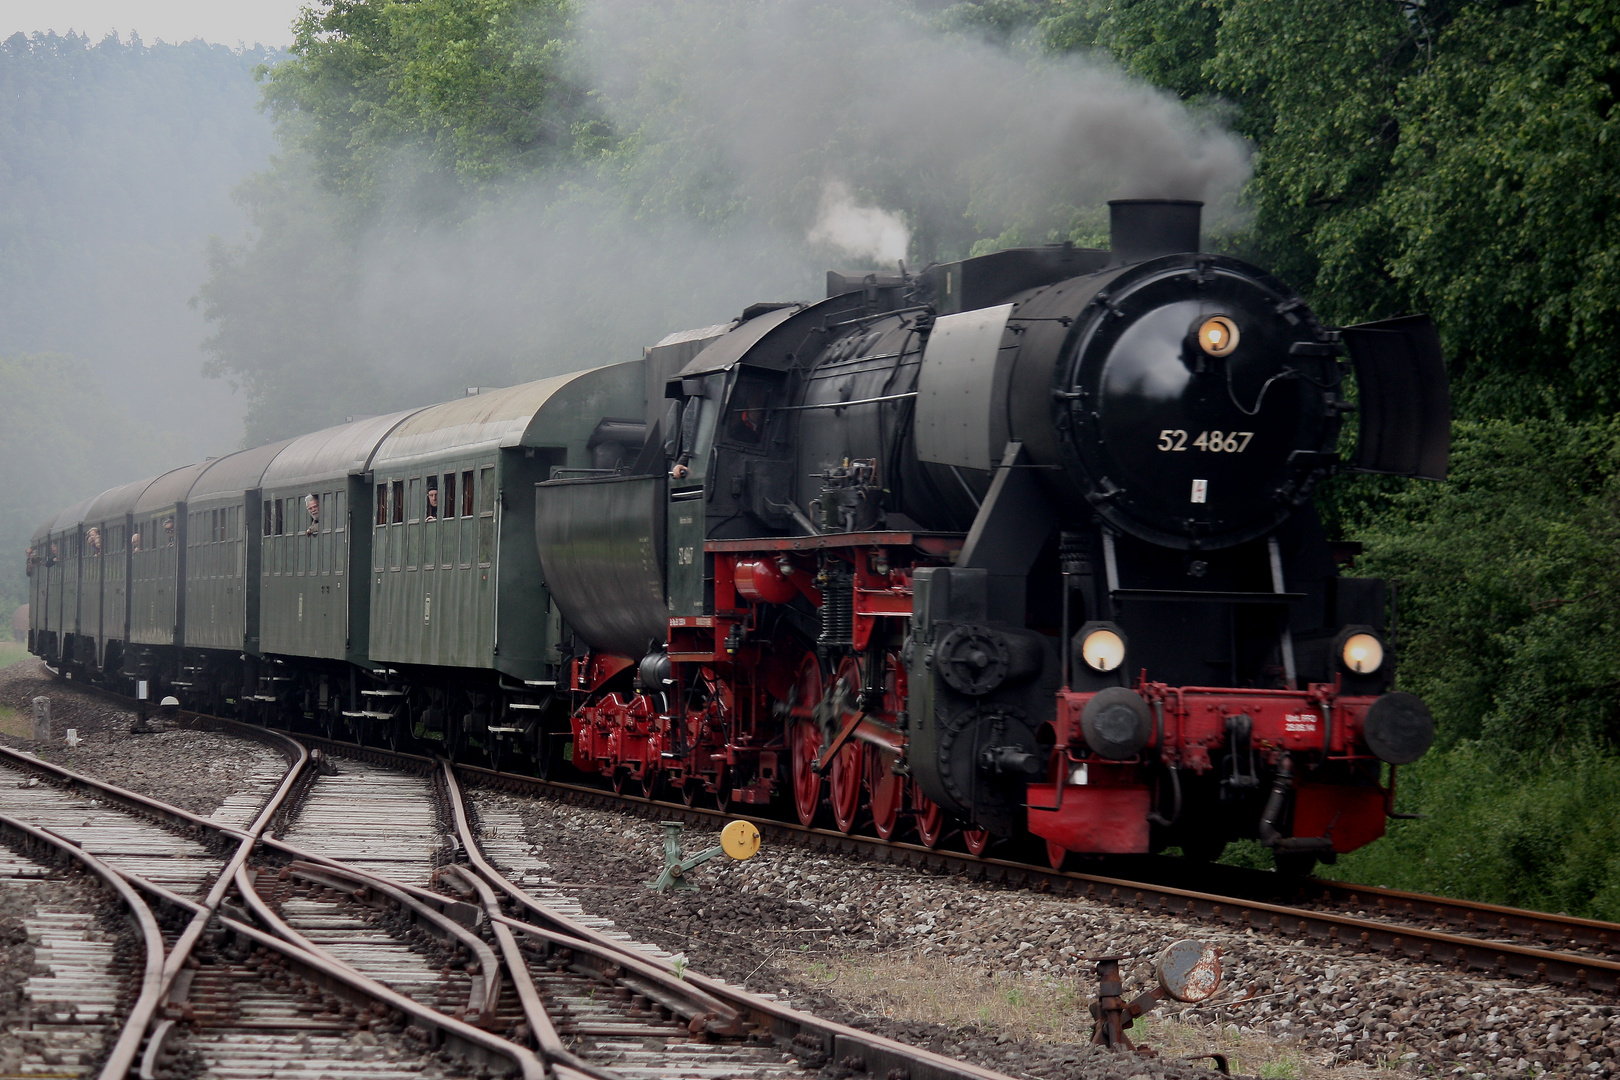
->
{"left": 30, "top": 198, "right": 1449, "bottom": 871}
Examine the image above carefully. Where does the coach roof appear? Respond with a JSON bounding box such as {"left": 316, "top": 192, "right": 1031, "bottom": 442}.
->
{"left": 260, "top": 411, "right": 421, "bottom": 491}
{"left": 370, "top": 365, "right": 634, "bottom": 471}
{"left": 188, "top": 439, "right": 297, "bottom": 502}
{"left": 133, "top": 463, "right": 205, "bottom": 515}
{"left": 81, "top": 476, "right": 157, "bottom": 525}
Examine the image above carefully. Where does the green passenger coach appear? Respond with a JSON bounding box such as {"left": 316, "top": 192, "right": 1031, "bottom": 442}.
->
{"left": 365, "top": 363, "right": 643, "bottom": 686}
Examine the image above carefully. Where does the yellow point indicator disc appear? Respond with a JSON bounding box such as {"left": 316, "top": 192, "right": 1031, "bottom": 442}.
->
{"left": 720, "top": 820, "right": 761, "bottom": 861}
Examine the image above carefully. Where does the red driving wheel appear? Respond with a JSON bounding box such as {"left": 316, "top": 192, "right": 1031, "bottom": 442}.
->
{"left": 826, "top": 657, "right": 865, "bottom": 834}
{"left": 1046, "top": 840, "right": 1070, "bottom": 870}
{"left": 963, "top": 826, "right": 992, "bottom": 856}
{"left": 828, "top": 740, "right": 862, "bottom": 833}
{"left": 791, "top": 720, "right": 824, "bottom": 826}
{"left": 788, "top": 655, "right": 825, "bottom": 827}
{"left": 913, "top": 781, "right": 946, "bottom": 848}
{"left": 868, "top": 747, "right": 903, "bottom": 840}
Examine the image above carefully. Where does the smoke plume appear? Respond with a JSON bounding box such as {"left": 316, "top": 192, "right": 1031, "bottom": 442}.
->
{"left": 209, "top": 0, "right": 1254, "bottom": 440}
{"left": 807, "top": 181, "right": 912, "bottom": 265}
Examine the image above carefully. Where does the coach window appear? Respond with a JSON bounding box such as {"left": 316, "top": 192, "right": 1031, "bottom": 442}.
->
{"left": 406, "top": 477, "right": 421, "bottom": 570}
{"left": 439, "top": 473, "right": 457, "bottom": 567}
{"left": 458, "top": 468, "right": 473, "bottom": 567}
{"left": 317, "top": 493, "right": 329, "bottom": 575}
{"left": 287, "top": 497, "right": 298, "bottom": 575}
{"left": 477, "top": 464, "right": 496, "bottom": 567}
{"left": 373, "top": 484, "right": 386, "bottom": 572}
{"left": 293, "top": 499, "right": 305, "bottom": 577}
{"left": 422, "top": 478, "right": 438, "bottom": 571}
{"left": 438, "top": 473, "right": 453, "bottom": 567}
{"left": 390, "top": 480, "right": 404, "bottom": 570}
{"left": 333, "top": 490, "right": 346, "bottom": 578}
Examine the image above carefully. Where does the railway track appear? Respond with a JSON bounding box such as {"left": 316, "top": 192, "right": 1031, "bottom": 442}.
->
{"left": 0, "top": 682, "right": 1033, "bottom": 1080}
{"left": 279, "top": 732, "right": 1620, "bottom": 1001}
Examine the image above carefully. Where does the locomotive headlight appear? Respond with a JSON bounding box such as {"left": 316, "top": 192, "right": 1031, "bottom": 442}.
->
{"left": 1196, "top": 315, "right": 1240, "bottom": 358}
{"left": 1080, "top": 627, "right": 1126, "bottom": 673}
{"left": 1340, "top": 631, "right": 1385, "bottom": 674}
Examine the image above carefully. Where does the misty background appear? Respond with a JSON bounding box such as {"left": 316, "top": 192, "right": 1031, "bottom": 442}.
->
{"left": 1, "top": 0, "right": 1250, "bottom": 616}
{"left": 0, "top": 30, "right": 277, "bottom": 617}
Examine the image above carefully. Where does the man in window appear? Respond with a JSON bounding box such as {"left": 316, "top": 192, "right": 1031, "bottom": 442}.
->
{"left": 305, "top": 494, "right": 321, "bottom": 537}
{"left": 425, "top": 483, "right": 440, "bottom": 520}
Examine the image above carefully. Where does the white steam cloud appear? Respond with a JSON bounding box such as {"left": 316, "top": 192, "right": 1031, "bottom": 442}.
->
{"left": 806, "top": 181, "right": 911, "bottom": 265}
{"left": 222, "top": 0, "right": 1256, "bottom": 439}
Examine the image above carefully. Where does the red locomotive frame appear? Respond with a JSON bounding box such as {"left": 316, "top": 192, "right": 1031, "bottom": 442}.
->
{"left": 562, "top": 530, "right": 1391, "bottom": 861}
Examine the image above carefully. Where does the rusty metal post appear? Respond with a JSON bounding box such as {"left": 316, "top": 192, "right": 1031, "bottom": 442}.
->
{"left": 1088, "top": 940, "right": 1222, "bottom": 1057}
{"left": 1089, "top": 956, "right": 1134, "bottom": 1050}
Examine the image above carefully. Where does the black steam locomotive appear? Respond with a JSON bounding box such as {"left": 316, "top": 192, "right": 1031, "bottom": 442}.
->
{"left": 31, "top": 199, "right": 1447, "bottom": 870}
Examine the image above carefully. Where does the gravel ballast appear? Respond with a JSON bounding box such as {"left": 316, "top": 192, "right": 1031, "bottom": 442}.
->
{"left": 490, "top": 790, "right": 1620, "bottom": 1080}
{"left": 0, "top": 663, "right": 284, "bottom": 817}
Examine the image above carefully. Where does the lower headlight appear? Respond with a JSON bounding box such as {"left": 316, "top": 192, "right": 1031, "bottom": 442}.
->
{"left": 1340, "top": 630, "right": 1384, "bottom": 674}
{"left": 1081, "top": 627, "right": 1125, "bottom": 673}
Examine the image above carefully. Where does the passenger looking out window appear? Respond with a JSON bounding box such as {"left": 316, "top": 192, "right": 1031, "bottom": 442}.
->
{"left": 305, "top": 494, "right": 320, "bottom": 537}
{"left": 426, "top": 482, "right": 439, "bottom": 520}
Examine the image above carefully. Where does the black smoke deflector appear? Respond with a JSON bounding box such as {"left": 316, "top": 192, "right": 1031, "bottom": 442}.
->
{"left": 1342, "top": 313, "right": 1451, "bottom": 480}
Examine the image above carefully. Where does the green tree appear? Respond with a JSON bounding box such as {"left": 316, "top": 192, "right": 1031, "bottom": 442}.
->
{"left": 1049, "top": 0, "right": 1620, "bottom": 420}
{"left": 260, "top": 0, "right": 583, "bottom": 206}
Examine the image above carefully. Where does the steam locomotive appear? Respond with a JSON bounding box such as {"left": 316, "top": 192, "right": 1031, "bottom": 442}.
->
{"left": 29, "top": 199, "right": 1449, "bottom": 870}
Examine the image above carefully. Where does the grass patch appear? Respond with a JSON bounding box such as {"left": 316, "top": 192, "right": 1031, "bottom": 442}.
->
{"left": 0, "top": 641, "right": 29, "bottom": 669}
{"left": 775, "top": 953, "right": 1351, "bottom": 1078}
{"left": 779, "top": 952, "right": 1086, "bottom": 1041}
{"left": 0, "top": 704, "right": 27, "bottom": 739}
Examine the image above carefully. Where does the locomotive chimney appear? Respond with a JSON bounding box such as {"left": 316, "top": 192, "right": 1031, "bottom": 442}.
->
{"left": 1108, "top": 199, "right": 1202, "bottom": 264}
